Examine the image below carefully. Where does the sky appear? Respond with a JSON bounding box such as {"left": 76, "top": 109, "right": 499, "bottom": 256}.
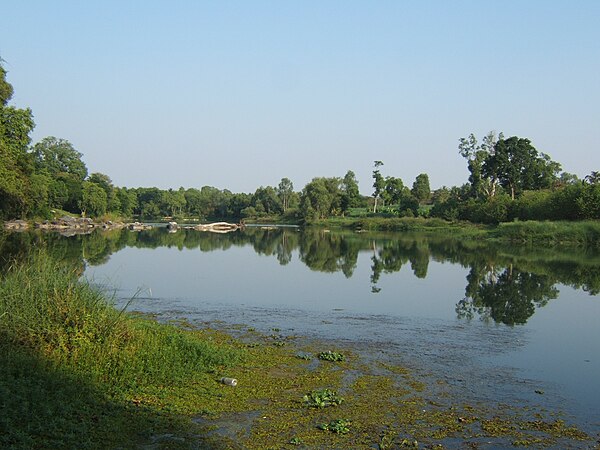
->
{"left": 1, "top": 1, "right": 599, "bottom": 194}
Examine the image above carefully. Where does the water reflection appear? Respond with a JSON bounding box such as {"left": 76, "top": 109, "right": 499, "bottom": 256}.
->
{"left": 1, "top": 226, "right": 599, "bottom": 326}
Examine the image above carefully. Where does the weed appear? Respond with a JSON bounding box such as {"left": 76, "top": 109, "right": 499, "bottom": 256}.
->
{"left": 303, "top": 388, "right": 344, "bottom": 408}
{"left": 318, "top": 351, "right": 345, "bottom": 362}
{"left": 318, "top": 418, "right": 351, "bottom": 434}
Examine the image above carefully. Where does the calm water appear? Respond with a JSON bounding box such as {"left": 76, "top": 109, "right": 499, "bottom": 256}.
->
{"left": 4, "top": 226, "right": 600, "bottom": 432}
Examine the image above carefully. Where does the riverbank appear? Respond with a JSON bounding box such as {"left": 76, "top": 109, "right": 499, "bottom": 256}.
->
{"left": 0, "top": 253, "right": 596, "bottom": 448}
{"left": 309, "top": 217, "right": 600, "bottom": 247}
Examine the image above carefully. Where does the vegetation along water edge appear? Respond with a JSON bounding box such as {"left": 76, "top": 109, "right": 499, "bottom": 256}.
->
{"left": 0, "top": 251, "right": 596, "bottom": 449}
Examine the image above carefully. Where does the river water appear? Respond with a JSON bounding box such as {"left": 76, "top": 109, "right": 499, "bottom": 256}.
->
{"left": 4, "top": 226, "right": 599, "bottom": 435}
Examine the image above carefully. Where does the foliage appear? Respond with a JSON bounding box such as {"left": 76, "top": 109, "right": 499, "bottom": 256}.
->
{"left": 300, "top": 177, "right": 342, "bottom": 220}
{"left": 318, "top": 351, "right": 346, "bottom": 362}
{"left": 80, "top": 181, "right": 108, "bottom": 217}
{"left": 318, "top": 418, "right": 352, "bottom": 434}
{"left": 371, "top": 160, "right": 385, "bottom": 213}
{"left": 411, "top": 173, "right": 431, "bottom": 204}
{"left": 0, "top": 64, "right": 35, "bottom": 218}
{"left": 341, "top": 170, "right": 361, "bottom": 213}
{"left": 483, "top": 136, "right": 561, "bottom": 200}
{"left": 32, "top": 136, "right": 88, "bottom": 181}
{"left": 303, "top": 388, "right": 344, "bottom": 408}
{"left": 277, "top": 177, "right": 294, "bottom": 212}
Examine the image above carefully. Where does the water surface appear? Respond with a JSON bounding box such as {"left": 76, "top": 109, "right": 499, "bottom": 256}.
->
{"left": 4, "top": 226, "right": 599, "bottom": 433}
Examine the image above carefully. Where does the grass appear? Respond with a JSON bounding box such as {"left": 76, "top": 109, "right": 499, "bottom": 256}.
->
{"left": 310, "top": 216, "right": 600, "bottom": 246}
{"left": 0, "top": 252, "right": 243, "bottom": 449}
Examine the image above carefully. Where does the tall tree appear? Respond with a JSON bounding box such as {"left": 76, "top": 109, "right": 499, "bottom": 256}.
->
{"left": 372, "top": 160, "right": 385, "bottom": 213}
{"left": 458, "top": 131, "right": 503, "bottom": 199}
{"left": 484, "top": 136, "right": 561, "bottom": 200}
{"left": 411, "top": 173, "right": 431, "bottom": 204}
{"left": 383, "top": 176, "right": 405, "bottom": 207}
{"left": 277, "top": 178, "right": 294, "bottom": 212}
{"left": 300, "top": 177, "right": 342, "bottom": 220}
{"left": 0, "top": 62, "right": 35, "bottom": 218}
{"left": 32, "top": 136, "right": 88, "bottom": 181}
{"left": 341, "top": 170, "right": 361, "bottom": 213}
{"left": 80, "top": 181, "right": 107, "bottom": 217}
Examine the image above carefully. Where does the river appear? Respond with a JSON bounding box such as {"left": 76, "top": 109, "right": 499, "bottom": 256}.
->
{"left": 3, "top": 225, "right": 599, "bottom": 436}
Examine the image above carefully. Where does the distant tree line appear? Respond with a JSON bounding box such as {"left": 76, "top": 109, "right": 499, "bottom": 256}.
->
{"left": 1, "top": 61, "right": 599, "bottom": 223}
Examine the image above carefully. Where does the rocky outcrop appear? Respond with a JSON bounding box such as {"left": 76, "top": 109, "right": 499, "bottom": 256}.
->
{"left": 128, "top": 222, "right": 152, "bottom": 231}
{"left": 187, "top": 222, "right": 240, "bottom": 233}
{"left": 4, "top": 216, "right": 154, "bottom": 235}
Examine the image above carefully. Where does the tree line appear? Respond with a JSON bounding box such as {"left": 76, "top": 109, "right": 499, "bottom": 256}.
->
{"left": 1, "top": 61, "right": 599, "bottom": 224}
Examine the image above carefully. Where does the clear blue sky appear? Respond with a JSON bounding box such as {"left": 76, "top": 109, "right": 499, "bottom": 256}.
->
{"left": 2, "top": 1, "right": 599, "bottom": 193}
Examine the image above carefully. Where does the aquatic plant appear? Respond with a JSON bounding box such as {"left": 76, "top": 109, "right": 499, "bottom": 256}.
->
{"left": 318, "top": 418, "right": 351, "bottom": 434}
{"left": 303, "top": 388, "right": 344, "bottom": 408}
{"left": 318, "top": 351, "right": 345, "bottom": 362}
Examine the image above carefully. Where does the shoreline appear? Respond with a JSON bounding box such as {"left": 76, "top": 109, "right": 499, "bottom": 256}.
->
{"left": 0, "top": 253, "right": 596, "bottom": 448}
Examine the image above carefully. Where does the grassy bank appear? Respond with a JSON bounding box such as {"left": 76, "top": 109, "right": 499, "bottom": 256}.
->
{"left": 309, "top": 217, "right": 600, "bottom": 246}
{"left": 0, "top": 253, "right": 594, "bottom": 448}
{"left": 0, "top": 253, "right": 243, "bottom": 449}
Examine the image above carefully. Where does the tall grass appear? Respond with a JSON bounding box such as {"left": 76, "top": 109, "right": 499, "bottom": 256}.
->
{"left": 493, "top": 221, "right": 600, "bottom": 246}
{"left": 0, "top": 252, "right": 243, "bottom": 448}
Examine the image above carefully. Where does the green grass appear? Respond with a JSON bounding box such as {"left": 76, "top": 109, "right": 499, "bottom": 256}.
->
{"left": 310, "top": 216, "right": 600, "bottom": 246}
{"left": 493, "top": 220, "right": 600, "bottom": 246}
{"left": 0, "top": 252, "right": 243, "bottom": 449}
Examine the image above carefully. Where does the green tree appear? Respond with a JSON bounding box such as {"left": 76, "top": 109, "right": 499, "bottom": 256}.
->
{"left": 484, "top": 136, "right": 561, "bottom": 200}
{"left": 383, "top": 177, "right": 405, "bottom": 207}
{"left": 0, "top": 62, "right": 14, "bottom": 105}
{"left": 0, "top": 63, "right": 35, "bottom": 218}
{"left": 372, "top": 161, "right": 385, "bottom": 213}
{"left": 253, "top": 186, "right": 282, "bottom": 216}
{"left": 458, "top": 131, "right": 503, "bottom": 199}
{"left": 88, "top": 172, "right": 121, "bottom": 213}
{"left": 300, "top": 177, "right": 342, "bottom": 220}
{"left": 115, "top": 187, "right": 137, "bottom": 218}
{"left": 340, "top": 170, "right": 361, "bottom": 214}
{"left": 277, "top": 178, "right": 294, "bottom": 212}
{"left": 32, "top": 136, "right": 88, "bottom": 181}
{"left": 80, "top": 181, "right": 107, "bottom": 217}
{"left": 161, "top": 188, "right": 186, "bottom": 217}
{"left": 411, "top": 173, "right": 431, "bottom": 204}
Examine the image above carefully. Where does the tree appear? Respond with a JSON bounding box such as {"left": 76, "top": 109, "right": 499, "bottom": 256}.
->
{"left": 458, "top": 131, "right": 503, "bottom": 199}
{"left": 88, "top": 172, "right": 121, "bottom": 213}
{"left": 300, "top": 177, "right": 342, "bottom": 220}
{"left": 32, "top": 136, "right": 88, "bottom": 181}
{"left": 161, "top": 188, "right": 186, "bottom": 217}
{"left": 0, "top": 62, "right": 36, "bottom": 218}
{"left": 80, "top": 181, "right": 107, "bottom": 217}
{"left": 411, "top": 173, "right": 431, "bottom": 204}
{"left": 483, "top": 136, "right": 561, "bottom": 200}
{"left": 340, "top": 170, "right": 360, "bottom": 214}
{"left": 0, "top": 62, "right": 14, "bottom": 105}
{"left": 584, "top": 171, "right": 600, "bottom": 185}
{"left": 277, "top": 178, "right": 294, "bottom": 212}
{"left": 253, "top": 186, "right": 282, "bottom": 216}
{"left": 116, "top": 187, "right": 137, "bottom": 217}
{"left": 372, "top": 161, "right": 385, "bottom": 213}
{"left": 383, "top": 177, "right": 405, "bottom": 207}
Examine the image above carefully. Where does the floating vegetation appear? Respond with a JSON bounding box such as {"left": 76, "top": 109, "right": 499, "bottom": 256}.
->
{"left": 318, "top": 351, "right": 345, "bottom": 362}
{"left": 318, "top": 418, "right": 351, "bottom": 434}
{"left": 303, "top": 388, "right": 344, "bottom": 408}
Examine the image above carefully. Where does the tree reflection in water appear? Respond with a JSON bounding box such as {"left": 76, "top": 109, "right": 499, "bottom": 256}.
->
{"left": 2, "top": 227, "right": 598, "bottom": 325}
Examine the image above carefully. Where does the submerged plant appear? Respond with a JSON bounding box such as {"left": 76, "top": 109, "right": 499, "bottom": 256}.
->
{"left": 303, "top": 388, "right": 344, "bottom": 408}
